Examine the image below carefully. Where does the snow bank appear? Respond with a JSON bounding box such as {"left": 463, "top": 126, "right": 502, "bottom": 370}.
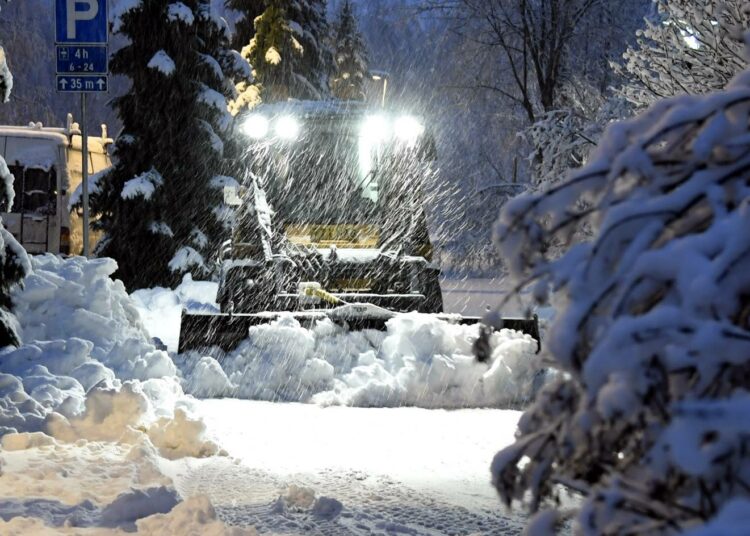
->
{"left": 0, "top": 437, "right": 256, "bottom": 535}
{"left": 0, "top": 254, "right": 243, "bottom": 532}
{"left": 1, "top": 255, "right": 216, "bottom": 454}
{"left": 176, "top": 313, "right": 539, "bottom": 408}
{"left": 12, "top": 254, "right": 175, "bottom": 381}
{"left": 131, "top": 277, "right": 540, "bottom": 408}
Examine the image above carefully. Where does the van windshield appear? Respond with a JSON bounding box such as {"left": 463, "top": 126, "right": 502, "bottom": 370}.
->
{"left": 7, "top": 166, "right": 57, "bottom": 215}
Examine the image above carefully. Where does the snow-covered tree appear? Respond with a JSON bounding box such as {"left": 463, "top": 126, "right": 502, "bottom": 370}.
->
{"left": 90, "top": 0, "right": 243, "bottom": 289}
{"left": 521, "top": 81, "right": 633, "bottom": 189}
{"left": 492, "top": 56, "right": 750, "bottom": 534}
{"left": 240, "top": 0, "right": 332, "bottom": 103}
{"left": 289, "top": 0, "right": 333, "bottom": 98}
{"left": 224, "top": 0, "right": 262, "bottom": 114}
{"left": 619, "top": 0, "right": 749, "bottom": 108}
{"left": 0, "top": 2, "right": 29, "bottom": 347}
{"left": 330, "top": 0, "right": 368, "bottom": 101}
{"left": 225, "top": 0, "right": 264, "bottom": 51}
{"left": 242, "top": 0, "right": 299, "bottom": 102}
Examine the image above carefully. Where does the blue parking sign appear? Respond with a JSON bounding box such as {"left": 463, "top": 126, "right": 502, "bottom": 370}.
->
{"left": 56, "top": 0, "right": 108, "bottom": 44}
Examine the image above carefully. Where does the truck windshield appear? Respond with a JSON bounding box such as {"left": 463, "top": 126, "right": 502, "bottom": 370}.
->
{"left": 261, "top": 128, "right": 380, "bottom": 227}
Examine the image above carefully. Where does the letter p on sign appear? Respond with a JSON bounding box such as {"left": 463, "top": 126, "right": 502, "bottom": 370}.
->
{"left": 56, "top": 0, "right": 107, "bottom": 44}
{"left": 67, "top": 0, "right": 97, "bottom": 40}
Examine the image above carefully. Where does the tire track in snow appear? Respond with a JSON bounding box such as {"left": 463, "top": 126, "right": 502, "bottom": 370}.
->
{"left": 173, "top": 457, "right": 527, "bottom": 535}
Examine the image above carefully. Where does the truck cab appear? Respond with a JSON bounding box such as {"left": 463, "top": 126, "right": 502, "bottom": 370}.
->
{"left": 0, "top": 116, "right": 112, "bottom": 255}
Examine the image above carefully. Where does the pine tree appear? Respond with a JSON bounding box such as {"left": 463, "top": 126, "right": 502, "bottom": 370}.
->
{"left": 91, "top": 0, "right": 243, "bottom": 290}
{"left": 330, "top": 0, "right": 368, "bottom": 101}
{"left": 224, "top": 0, "right": 265, "bottom": 51}
{"left": 288, "top": 0, "right": 333, "bottom": 99}
{"left": 243, "top": 0, "right": 298, "bottom": 102}
{"left": 240, "top": 0, "right": 333, "bottom": 104}
{"left": 0, "top": 1, "right": 30, "bottom": 347}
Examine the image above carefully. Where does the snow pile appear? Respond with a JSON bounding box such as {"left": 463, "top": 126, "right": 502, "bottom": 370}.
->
{"left": 12, "top": 254, "right": 175, "bottom": 381}
{"left": 0, "top": 254, "right": 248, "bottom": 532}
{"left": 0, "top": 436, "right": 255, "bottom": 535}
{"left": 131, "top": 274, "right": 218, "bottom": 352}
{"left": 176, "top": 313, "right": 539, "bottom": 408}
{"left": 0, "top": 254, "right": 218, "bottom": 457}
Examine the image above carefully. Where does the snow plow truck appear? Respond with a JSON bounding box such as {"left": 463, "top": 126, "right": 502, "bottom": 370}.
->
{"left": 178, "top": 101, "right": 539, "bottom": 353}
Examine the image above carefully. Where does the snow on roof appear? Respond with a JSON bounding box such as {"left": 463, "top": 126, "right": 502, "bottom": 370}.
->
{"left": 3, "top": 142, "right": 58, "bottom": 171}
{"left": 0, "top": 126, "right": 69, "bottom": 145}
{"left": 252, "top": 100, "right": 371, "bottom": 119}
{"left": 0, "top": 125, "right": 112, "bottom": 157}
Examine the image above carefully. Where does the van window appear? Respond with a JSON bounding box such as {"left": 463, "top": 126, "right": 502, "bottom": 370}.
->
{"left": 8, "top": 165, "right": 57, "bottom": 215}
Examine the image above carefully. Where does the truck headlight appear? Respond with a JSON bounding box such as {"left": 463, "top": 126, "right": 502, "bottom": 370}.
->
{"left": 274, "top": 116, "right": 301, "bottom": 140}
{"left": 241, "top": 114, "right": 269, "bottom": 139}
{"left": 361, "top": 115, "right": 391, "bottom": 144}
{"left": 394, "top": 115, "right": 424, "bottom": 144}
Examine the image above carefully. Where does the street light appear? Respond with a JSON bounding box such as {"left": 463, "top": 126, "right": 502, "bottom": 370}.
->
{"left": 369, "top": 71, "right": 389, "bottom": 108}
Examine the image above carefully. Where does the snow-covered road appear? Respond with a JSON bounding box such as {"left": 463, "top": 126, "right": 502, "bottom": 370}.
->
{"left": 166, "top": 399, "right": 529, "bottom": 534}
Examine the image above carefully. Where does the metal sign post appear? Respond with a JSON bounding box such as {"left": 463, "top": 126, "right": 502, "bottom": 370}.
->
{"left": 81, "top": 93, "right": 89, "bottom": 257}
{"left": 55, "top": 0, "right": 108, "bottom": 257}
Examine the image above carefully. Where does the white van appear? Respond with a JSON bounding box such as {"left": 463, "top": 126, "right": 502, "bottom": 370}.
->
{"left": 0, "top": 115, "right": 112, "bottom": 255}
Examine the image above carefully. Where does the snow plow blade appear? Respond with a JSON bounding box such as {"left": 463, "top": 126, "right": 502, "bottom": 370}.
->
{"left": 177, "top": 306, "right": 540, "bottom": 354}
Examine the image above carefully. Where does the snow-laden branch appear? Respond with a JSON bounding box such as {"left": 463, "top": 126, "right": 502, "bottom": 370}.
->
{"left": 493, "top": 58, "right": 750, "bottom": 534}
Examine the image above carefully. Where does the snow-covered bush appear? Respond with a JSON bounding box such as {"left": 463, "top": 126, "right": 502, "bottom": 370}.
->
{"left": 619, "top": 0, "right": 749, "bottom": 108}
{"left": 492, "top": 59, "right": 750, "bottom": 532}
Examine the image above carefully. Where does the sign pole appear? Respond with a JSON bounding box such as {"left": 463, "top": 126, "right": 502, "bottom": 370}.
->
{"left": 81, "top": 93, "right": 90, "bottom": 258}
{"left": 56, "top": 0, "right": 108, "bottom": 257}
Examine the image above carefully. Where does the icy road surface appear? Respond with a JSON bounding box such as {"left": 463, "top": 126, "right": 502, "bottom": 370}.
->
{"left": 165, "top": 399, "right": 529, "bottom": 534}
